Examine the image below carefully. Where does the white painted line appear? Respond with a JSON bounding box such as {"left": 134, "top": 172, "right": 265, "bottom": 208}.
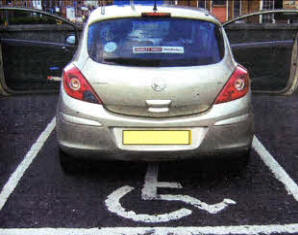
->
{"left": 1, "top": 224, "right": 298, "bottom": 235}
{"left": 0, "top": 117, "right": 56, "bottom": 210}
{"left": 105, "top": 185, "right": 192, "bottom": 223}
{"left": 159, "top": 194, "right": 236, "bottom": 214}
{"left": 157, "top": 182, "right": 182, "bottom": 188}
{"left": 253, "top": 136, "right": 298, "bottom": 201}
{"left": 142, "top": 163, "right": 159, "bottom": 199}
{"left": 106, "top": 164, "right": 236, "bottom": 223}
{"left": 142, "top": 163, "right": 182, "bottom": 200}
{"left": 141, "top": 163, "right": 236, "bottom": 214}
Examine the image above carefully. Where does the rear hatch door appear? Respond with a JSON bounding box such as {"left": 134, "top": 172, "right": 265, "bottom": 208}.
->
{"left": 82, "top": 61, "right": 232, "bottom": 117}
{"left": 84, "top": 16, "right": 231, "bottom": 117}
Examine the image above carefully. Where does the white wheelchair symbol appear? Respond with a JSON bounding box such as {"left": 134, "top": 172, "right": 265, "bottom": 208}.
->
{"left": 105, "top": 164, "right": 236, "bottom": 223}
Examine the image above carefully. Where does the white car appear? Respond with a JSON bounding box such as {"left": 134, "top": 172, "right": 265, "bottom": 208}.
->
{"left": 56, "top": 3, "right": 254, "bottom": 168}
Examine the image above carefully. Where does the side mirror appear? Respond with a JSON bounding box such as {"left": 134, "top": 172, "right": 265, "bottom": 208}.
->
{"left": 66, "top": 35, "right": 76, "bottom": 45}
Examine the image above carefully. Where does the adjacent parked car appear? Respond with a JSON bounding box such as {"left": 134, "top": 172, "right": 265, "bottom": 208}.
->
{"left": 56, "top": 4, "right": 254, "bottom": 166}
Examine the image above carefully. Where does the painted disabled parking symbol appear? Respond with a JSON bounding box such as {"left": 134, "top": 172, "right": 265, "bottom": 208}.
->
{"left": 105, "top": 164, "right": 236, "bottom": 223}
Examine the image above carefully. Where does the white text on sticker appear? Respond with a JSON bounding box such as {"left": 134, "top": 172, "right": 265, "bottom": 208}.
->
{"left": 133, "top": 46, "right": 184, "bottom": 54}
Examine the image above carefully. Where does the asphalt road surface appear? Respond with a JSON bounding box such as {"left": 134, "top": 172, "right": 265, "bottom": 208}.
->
{"left": 0, "top": 93, "right": 297, "bottom": 235}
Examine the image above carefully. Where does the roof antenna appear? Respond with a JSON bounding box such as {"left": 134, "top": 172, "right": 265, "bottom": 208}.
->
{"left": 153, "top": 0, "right": 158, "bottom": 11}
{"left": 130, "top": 0, "right": 135, "bottom": 11}
{"left": 100, "top": 1, "right": 105, "bottom": 15}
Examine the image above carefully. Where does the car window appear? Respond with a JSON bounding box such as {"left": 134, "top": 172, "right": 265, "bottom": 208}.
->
{"left": 0, "top": 8, "right": 78, "bottom": 92}
{"left": 224, "top": 11, "right": 298, "bottom": 93}
{"left": 87, "top": 18, "right": 224, "bottom": 67}
{"left": 0, "top": 10, "right": 58, "bottom": 25}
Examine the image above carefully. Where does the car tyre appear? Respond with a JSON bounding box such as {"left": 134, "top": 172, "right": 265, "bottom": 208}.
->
{"left": 229, "top": 149, "right": 251, "bottom": 172}
{"left": 59, "top": 149, "right": 82, "bottom": 174}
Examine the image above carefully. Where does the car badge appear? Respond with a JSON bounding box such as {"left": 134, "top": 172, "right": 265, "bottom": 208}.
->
{"left": 151, "top": 78, "right": 166, "bottom": 92}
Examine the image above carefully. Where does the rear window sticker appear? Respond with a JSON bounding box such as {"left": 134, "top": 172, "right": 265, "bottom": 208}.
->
{"left": 104, "top": 42, "right": 118, "bottom": 53}
{"left": 133, "top": 46, "right": 184, "bottom": 54}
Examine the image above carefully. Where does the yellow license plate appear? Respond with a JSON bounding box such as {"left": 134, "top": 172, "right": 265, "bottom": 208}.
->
{"left": 123, "top": 130, "right": 191, "bottom": 145}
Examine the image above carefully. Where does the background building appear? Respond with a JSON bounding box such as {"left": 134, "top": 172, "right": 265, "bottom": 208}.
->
{"left": 1, "top": 0, "right": 297, "bottom": 23}
{"left": 176, "top": 0, "right": 297, "bottom": 22}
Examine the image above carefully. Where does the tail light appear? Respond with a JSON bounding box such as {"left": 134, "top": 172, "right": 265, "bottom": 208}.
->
{"left": 63, "top": 65, "right": 102, "bottom": 104}
{"left": 215, "top": 66, "right": 250, "bottom": 104}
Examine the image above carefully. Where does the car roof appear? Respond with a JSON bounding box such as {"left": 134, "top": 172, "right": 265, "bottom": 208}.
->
{"left": 87, "top": 4, "right": 221, "bottom": 26}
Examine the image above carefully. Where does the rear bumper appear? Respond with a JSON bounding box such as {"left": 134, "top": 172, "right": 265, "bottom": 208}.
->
{"left": 56, "top": 90, "right": 254, "bottom": 161}
{"left": 57, "top": 117, "right": 253, "bottom": 161}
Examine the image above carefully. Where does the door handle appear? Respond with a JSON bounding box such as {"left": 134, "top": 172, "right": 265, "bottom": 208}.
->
{"left": 62, "top": 46, "right": 70, "bottom": 52}
{"left": 145, "top": 100, "right": 172, "bottom": 107}
{"left": 148, "top": 107, "right": 169, "bottom": 113}
{"left": 146, "top": 100, "right": 171, "bottom": 113}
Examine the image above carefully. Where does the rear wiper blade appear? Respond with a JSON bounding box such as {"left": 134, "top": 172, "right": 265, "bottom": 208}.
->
{"left": 103, "top": 58, "right": 162, "bottom": 66}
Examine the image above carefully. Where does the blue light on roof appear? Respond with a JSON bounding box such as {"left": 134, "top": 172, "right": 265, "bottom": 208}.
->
{"left": 114, "top": 0, "right": 164, "bottom": 6}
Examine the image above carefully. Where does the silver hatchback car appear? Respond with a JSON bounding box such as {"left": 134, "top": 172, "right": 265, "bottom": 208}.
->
{"left": 56, "top": 4, "right": 254, "bottom": 164}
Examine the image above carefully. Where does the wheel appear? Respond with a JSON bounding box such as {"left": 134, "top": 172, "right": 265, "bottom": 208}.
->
{"left": 59, "top": 149, "right": 82, "bottom": 174}
{"left": 229, "top": 149, "right": 251, "bottom": 172}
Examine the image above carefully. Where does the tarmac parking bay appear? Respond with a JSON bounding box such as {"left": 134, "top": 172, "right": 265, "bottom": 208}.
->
{"left": 0, "top": 94, "right": 297, "bottom": 235}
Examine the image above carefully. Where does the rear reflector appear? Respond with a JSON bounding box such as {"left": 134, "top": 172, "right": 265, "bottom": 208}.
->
{"left": 142, "top": 12, "right": 171, "bottom": 17}
{"left": 215, "top": 66, "right": 250, "bottom": 104}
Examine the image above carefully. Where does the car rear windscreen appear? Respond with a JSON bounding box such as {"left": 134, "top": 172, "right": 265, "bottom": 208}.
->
{"left": 87, "top": 18, "right": 224, "bottom": 67}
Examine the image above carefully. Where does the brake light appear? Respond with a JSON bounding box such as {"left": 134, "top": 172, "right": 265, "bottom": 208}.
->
{"left": 63, "top": 65, "right": 102, "bottom": 104}
{"left": 215, "top": 66, "right": 250, "bottom": 104}
{"left": 141, "top": 12, "right": 171, "bottom": 17}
